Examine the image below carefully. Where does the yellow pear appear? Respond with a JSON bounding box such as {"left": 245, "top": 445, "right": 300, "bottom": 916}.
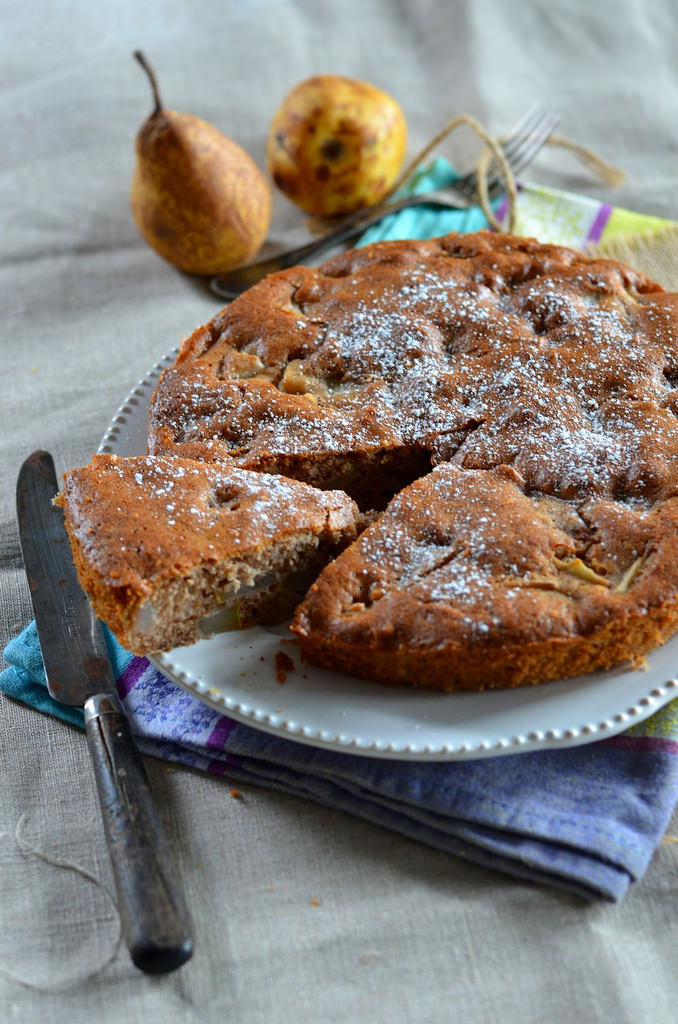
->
{"left": 130, "top": 52, "right": 272, "bottom": 275}
{"left": 267, "top": 74, "right": 407, "bottom": 217}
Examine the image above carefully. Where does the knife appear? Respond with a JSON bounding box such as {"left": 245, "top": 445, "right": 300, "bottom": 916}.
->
{"left": 16, "top": 450, "right": 193, "bottom": 975}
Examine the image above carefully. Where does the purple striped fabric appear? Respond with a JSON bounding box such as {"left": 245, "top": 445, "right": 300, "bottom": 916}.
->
{"left": 604, "top": 734, "right": 678, "bottom": 755}
{"left": 206, "top": 715, "right": 239, "bottom": 750}
{"left": 586, "top": 202, "right": 613, "bottom": 244}
{"left": 116, "top": 655, "right": 148, "bottom": 698}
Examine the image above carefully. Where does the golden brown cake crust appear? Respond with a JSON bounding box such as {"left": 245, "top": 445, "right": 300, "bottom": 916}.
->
{"left": 140, "top": 230, "right": 678, "bottom": 686}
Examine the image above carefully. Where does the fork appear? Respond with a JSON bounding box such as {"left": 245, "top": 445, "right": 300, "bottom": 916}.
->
{"left": 434, "top": 106, "right": 559, "bottom": 201}
{"left": 211, "top": 107, "right": 559, "bottom": 299}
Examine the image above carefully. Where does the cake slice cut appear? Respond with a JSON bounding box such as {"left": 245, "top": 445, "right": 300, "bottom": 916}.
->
{"left": 292, "top": 462, "right": 678, "bottom": 691}
{"left": 55, "top": 454, "right": 360, "bottom": 655}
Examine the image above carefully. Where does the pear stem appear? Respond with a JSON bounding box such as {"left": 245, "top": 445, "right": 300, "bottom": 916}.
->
{"left": 134, "top": 50, "right": 163, "bottom": 116}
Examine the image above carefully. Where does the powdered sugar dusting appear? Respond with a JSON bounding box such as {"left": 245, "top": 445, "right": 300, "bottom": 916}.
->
{"left": 64, "top": 455, "right": 354, "bottom": 571}
{"left": 151, "top": 234, "right": 678, "bottom": 505}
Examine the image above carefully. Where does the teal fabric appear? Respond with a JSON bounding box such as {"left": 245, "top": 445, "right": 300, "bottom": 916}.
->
{"left": 358, "top": 156, "right": 497, "bottom": 245}
{"left": 2, "top": 620, "right": 133, "bottom": 729}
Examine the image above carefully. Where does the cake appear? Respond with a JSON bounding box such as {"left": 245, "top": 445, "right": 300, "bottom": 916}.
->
{"left": 56, "top": 454, "right": 359, "bottom": 655}
{"left": 69, "top": 230, "right": 678, "bottom": 689}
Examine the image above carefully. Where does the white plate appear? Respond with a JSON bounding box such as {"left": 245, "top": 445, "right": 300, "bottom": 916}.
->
{"left": 98, "top": 352, "right": 678, "bottom": 761}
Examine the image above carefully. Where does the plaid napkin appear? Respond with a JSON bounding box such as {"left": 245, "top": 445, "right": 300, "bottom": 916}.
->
{"left": 3, "top": 160, "right": 678, "bottom": 902}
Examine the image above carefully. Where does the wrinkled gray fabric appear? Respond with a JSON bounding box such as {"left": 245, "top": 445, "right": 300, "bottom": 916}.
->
{"left": 1, "top": 1, "right": 677, "bottom": 1020}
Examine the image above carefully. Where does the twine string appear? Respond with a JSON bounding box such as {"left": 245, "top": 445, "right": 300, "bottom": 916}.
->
{"left": 0, "top": 813, "right": 122, "bottom": 992}
{"left": 384, "top": 115, "right": 625, "bottom": 233}
{"left": 546, "top": 133, "right": 626, "bottom": 187}
{"left": 387, "top": 112, "right": 519, "bottom": 232}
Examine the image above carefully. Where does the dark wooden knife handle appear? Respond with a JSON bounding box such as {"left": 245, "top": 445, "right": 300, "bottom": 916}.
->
{"left": 84, "top": 692, "right": 193, "bottom": 974}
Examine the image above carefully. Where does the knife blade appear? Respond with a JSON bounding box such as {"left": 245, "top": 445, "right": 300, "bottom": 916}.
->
{"left": 16, "top": 450, "right": 193, "bottom": 974}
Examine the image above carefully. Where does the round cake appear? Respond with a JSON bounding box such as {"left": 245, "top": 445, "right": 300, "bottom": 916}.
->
{"left": 147, "top": 230, "right": 678, "bottom": 689}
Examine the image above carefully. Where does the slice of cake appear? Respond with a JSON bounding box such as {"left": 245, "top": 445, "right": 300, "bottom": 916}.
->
{"left": 56, "top": 454, "right": 360, "bottom": 655}
{"left": 292, "top": 463, "right": 678, "bottom": 691}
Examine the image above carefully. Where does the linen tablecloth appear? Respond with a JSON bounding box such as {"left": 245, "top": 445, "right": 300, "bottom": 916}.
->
{"left": 2, "top": 1, "right": 678, "bottom": 1021}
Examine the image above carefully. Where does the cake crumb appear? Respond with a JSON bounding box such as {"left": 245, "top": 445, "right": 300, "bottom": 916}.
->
{"left": 631, "top": 655, "right": 650, "bottom": 670}
{"left": 310, "top": 898, "right": 321, "bottom": 906}
{"left": 275, "top": 650, "right": 295, "bottom": 683}
{"left": 229, "top": 787, "right": 244, "bottom": 800}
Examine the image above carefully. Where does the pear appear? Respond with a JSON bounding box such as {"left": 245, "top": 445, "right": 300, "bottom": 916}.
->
{"left": 267, "top": 75, "right": 407, "bottom": 217}
{"left": 130, "top": 52, "right": 272, "bottom": 275}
